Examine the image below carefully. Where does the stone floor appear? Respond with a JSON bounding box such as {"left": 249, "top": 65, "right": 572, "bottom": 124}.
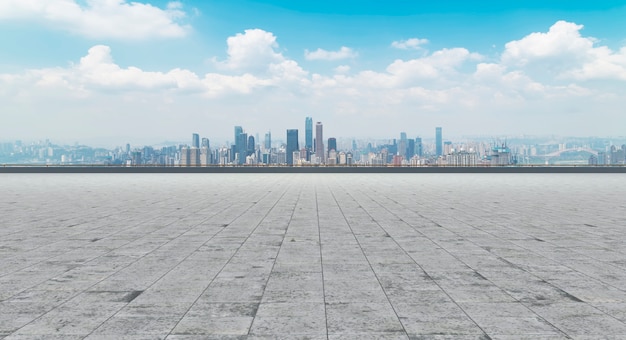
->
{"left": 1, "top": 173, "right": 626, "bottom": 339}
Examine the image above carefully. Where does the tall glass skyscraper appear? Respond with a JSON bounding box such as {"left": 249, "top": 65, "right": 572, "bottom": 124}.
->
{"left": 286, "top": 129, "right": 299, "bottom": 165}
{"left": 192, "top": 133, "right": 200, "bottom": 148}
{"left": 327, "top": 137, "right": 337, "bottom": 153}
{"left": 305, "top": 117, "right": 313, "bottom": 151}
{"left": 234, "top": 126, "right": 243, "bottom": 158}
{"left": 264, "top": 131, "right": 271, "bottom": 150}
{"left": 436, "top": 127, "right": 443, "bottom": 157}
{"left": 315, "top": 122, "right": 324, "bottom": 163}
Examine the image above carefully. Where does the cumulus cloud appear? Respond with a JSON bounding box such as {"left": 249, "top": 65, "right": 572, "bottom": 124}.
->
{"left": 391, "top": 38, "right": 429, "bottom": 50}
{"left": 502, "top": 20, "right": 626, "bottom": 81}
{"left": 0, "top": 0, "right": 189, "bottom": 39}
{"left": 304, "top": 47, "right": 357, "bottom": 61}
{"left": 2, "top": 21, "right": 626, "bottom": 141}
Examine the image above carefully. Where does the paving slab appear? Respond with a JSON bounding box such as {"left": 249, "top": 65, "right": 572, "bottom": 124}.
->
{"left": 1, "top": 173, "right": 626, "bottom": 338}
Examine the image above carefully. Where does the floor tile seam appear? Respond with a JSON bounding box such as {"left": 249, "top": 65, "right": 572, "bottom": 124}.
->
{"left": 0, "top": 190, "right": 245, "bottom": 281}
{"left": 398, "top": 189, "right": 626, "bottom": 259}
{"left": 344, "top": 183, "right": 560, "bottom": 339}
{"left": 1, "top": 188, "right": 234, "bottom": 264}
{"left": 410, "top": 203, "right": 626, "bottom": 296}
{"left": 83, "top": 183, "right": 286, "bottom": 338}
{"left": 427, "top": 202, "right": 626, "bottom": 268}
{"left": 9, "top": 187, "right": 280, "bottom": 337}
{"left": 324, "top": 182, "right": 409, "bottom": 339}
{"left": 164, "top": 182, "right": 293, "bottom": 338}
{"left": 0, "top": 200, "right": 223, "bottom": 280}
{"left": 0, "top": 197, "right": 236, "bottom": 303}
{"left": 374, "top": 185, "right": 626, "bottom": 292}
{"left": 248, "top": 182, "right": 307, "bottom": 336}
{"left": 354, "top": 186, "right": 604, "bottom": 337}
{"left": 314, "top": 181, "right": 330, "bottom": 340}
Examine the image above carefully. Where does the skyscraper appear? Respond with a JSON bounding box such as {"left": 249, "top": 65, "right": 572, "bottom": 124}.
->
{"left": 327, "top": 137, "right": 337, "bottom": 153}
{"left": 192, "top": 133, "right": 199, "bottom": 148}
{"left": 436, "top": 127, "right": 443, "bottom": 157}
{"left": 315, "top": 122, "right": 324, "bottom": 163}
{"left": 399, "top": 132, "right": 407, "bottom": 159}
{"left": 415, "top": 137, "right": 423, "bottom": 157}
{"left": 407, "top": 139, "right": 415, "bottom": 159}
{"left": 264, "top": 131, "right": 271, "bottom": 150}
{"left": 286, "top": 129, "right": 299, "bottom": 165}
{"left": 237, "top": 132, "right": 247, "bottom": 165}
{"left": 305, "top": 117, "right": 313, "bottom": 150}
{"left": 234, "top": 126, "right": 243, "bottom": 161}
{"left": 247, "top": 135, "right": 255, "bottom": 156}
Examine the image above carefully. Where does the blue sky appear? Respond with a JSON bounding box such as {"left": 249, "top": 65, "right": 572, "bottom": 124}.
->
{"left": 1, "top": 1, "right": 626, "bottom": 146}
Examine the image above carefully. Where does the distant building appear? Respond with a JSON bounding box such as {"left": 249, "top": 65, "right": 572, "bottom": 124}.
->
{"left": 315, "top": 122, "right": 324, "bottom": 164}
{"left": 237, "top": 132, "right": 247, "bottom": 165}
{"left": 435, "top": 127, "right": 443, "bottom": 156}
{"left": 305, "top": 117, "right": 313, "bottom": 156}
{"left": 192, "top": 133, "right": 199, "bottom": 148}
{"left": 399, "top": 132, "right": 407, "bottom": 159}
{"left": 490, "top": 143, "right": 512, "bottom": 165}
{"left": 286, "top": 129, "right": 299, "bottom": 165}
{"left": 446, "top": 150, "right": 478, "bottom": 166}
{"left": 407, "top": 139, "right": 415, "bottom": 160}
{"left": 327, "top": 138, "right": 337, "bottom": 153}
{"left": 264, "top": 131, "right": 271, "bottom": 150}
{"left": 415, "top": 137, "right": 423, "bottom": 157}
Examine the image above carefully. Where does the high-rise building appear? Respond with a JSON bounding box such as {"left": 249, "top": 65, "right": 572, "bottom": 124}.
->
{"left": 305, "top": 117, "right": 313, "bottom": 151}
{"left": 327, "top": 138, "right": 337, "bottom": 153}
{"left": 315, "top": 122, "right": 324, "bottom": 163}
{"left": 201, "top": 138, "right": 210, "bottom": 148}
{"left": 234, "top": 126, "right": 243, "bottom": 162}
{"left": 286, "top": 129, "right": 299, "bottom": 165}
{"left": 264, "top": 131, "right": 271, "bottom": 150}
{"left": 407, "top": 139, "right": 415, "bottom": 159}
{"left": 248, "top": 135, "right": 255, "bottom": 156}
{"left": 435, "top": 127, "right": 443, "bottom": 156}
{"left": 192, "top": 133, "right": 200, "bottom": 148}
{"left": 399, "top": 132, "right": 407, "bottom": 159}
{"left": 237, "top": 132, "right": 247, "bottom": 165}
{"left": 415, "top": 137, "right": 423, "bottom": 157}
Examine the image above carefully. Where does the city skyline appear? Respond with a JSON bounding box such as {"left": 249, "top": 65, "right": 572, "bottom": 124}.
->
{"left": 1, "top": 1, "right": 626, "bottom": 144}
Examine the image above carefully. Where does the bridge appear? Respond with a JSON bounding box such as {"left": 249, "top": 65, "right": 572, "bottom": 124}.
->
{"left": 542, "top": 147, "right": 598, "bottom": 158}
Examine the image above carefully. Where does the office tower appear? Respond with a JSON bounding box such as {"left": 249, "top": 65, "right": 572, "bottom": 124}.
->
{"left": 192, "top": 133, "right": 199, "bottom": 148}
{"left": 286, "top": 129, "right": 299, "bottom": 165}
{"left": 180, "top": 147, "right": 190, "bottom": 166}
{"left": 264, "top": 131, "right": 271, "bottom": 150}
{"left": 327, "top": 138, "right": 337, "bottom": 153}
{"left": 234, "top": 126, "right": 243, "bottom": 159}
{"left": 315, "top": 122, "right": 324, "bottom": 163}
{"left": 399, "top": 132, "right": 407, "bottom": 159}
{"left": 237, "top": 132, "right": 247, "bottom": 165}
{"left": 407, "top": 139, "right": 415, "bottom": 159}
{"left": 201, "top": 138, "right": 210, "bottom": 148}
{"left": 415, "top": 137, "right": 423, "bottom": 157}
{"left": 436, "top": 127, "right": 443, "bottom": 156}
{"left": 305, "top": 117, "right": 313, "bottom": 150}
{"left": 247, "top": 135, "right": 255, "bottom": 156}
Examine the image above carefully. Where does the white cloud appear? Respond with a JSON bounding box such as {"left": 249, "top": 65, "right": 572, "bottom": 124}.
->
{"left": 304, "top": 47, "right": 357, "bottom": 61}
{"left": 334, "top": 65, "right": 351, "bottom": 74}
{"left": 0, "top": 0, "right": 189, "bottom": 39}
{"left": 391, "top": 38, "right": 429, "bottom": 50}
{"left": 2, "top": 21, "right": 626, "bottom": 141}
{"left": 215, "top": 29, "right": 285, "bottom": 72}
{"left": 502, "top": 20, "right": 626, "bottom": 81}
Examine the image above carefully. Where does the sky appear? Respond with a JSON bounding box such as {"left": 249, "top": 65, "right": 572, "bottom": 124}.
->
{"left": 1, "top": 0, "right": 626, "bottom": 147}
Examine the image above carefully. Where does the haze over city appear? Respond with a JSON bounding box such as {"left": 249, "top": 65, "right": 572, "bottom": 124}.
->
{"left": 1, "top": 1, "right": 626, "bottom": 146}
